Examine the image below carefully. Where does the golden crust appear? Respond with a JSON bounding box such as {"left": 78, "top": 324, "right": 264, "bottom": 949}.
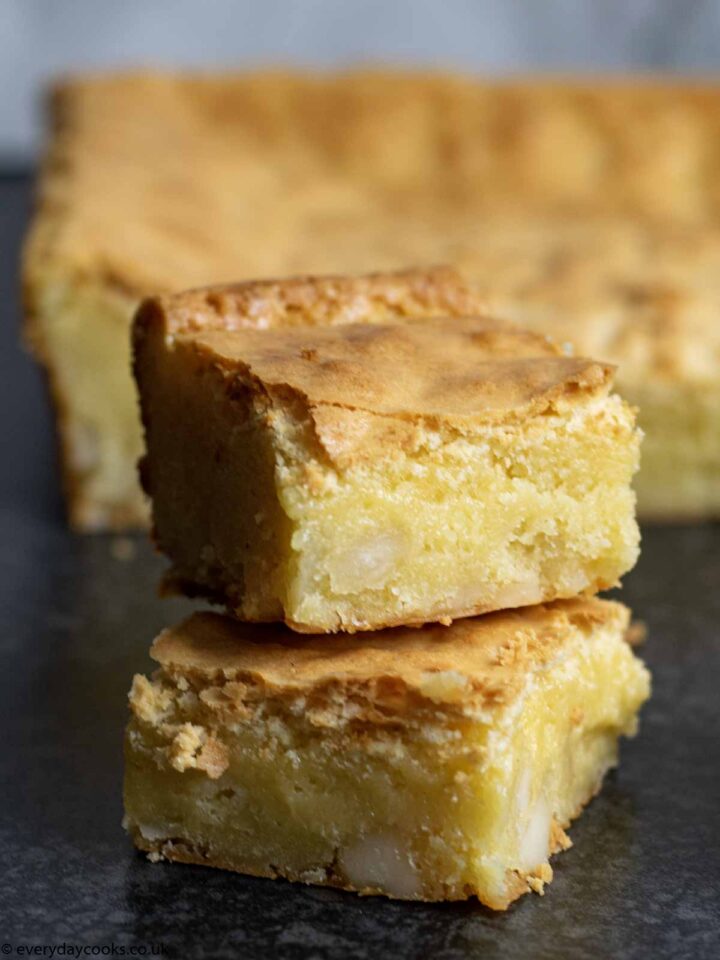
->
{"left": 135, "top": 270, "right": 614, "bottom": 459}
{"left": 126, "top": 597, "right": 646, "bottom": 907}
{"left": 134, "top": 266, "right": 487, "bottom": 337}
{"left": 188, "top": 318, "right": 611, "bottom": 425}
{"left": 142, "top": 598, "right": 630, "bottom": 720}
{"left": 136, "top": 268, "right": 637, "bottom": 634}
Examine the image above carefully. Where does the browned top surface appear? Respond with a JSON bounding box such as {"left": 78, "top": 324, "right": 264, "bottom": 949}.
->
{"left": 185, "top": 315, "right": 611, "bottom": 425}
{"left": 147, "top": 597, "right": 630, "bottom": 712}
{"left": 134, "top": 268, "right": 612, "bottom": 432}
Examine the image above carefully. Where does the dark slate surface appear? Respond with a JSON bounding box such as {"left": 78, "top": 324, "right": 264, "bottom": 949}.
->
{"left": 1, "top": 173, "right": 719, "bottom": 959}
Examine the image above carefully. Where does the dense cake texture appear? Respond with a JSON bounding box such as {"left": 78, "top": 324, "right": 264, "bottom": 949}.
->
{"left": 123, "top": 598, "right": 651, "bottom": 908}
{"left": 23, "top": 71, "right": 720, "bottom": 527}
{"left": 134, "top": 271, "right": 641, "bottom": 633}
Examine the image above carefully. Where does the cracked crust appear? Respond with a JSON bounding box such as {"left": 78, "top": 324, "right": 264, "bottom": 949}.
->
{"left": 142, "top": 598, "right": 630, "bottom": 724}
{"left": 178, "top": 317, "right": 611, "bottom": 427}
{"left": 133, "top": 266, "right": 495, "bottom": 473}
{"left": 134, "top": 269, "right": 615, "bottom": 471}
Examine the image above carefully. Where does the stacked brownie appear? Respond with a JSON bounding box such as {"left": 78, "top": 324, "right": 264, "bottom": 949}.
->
{"left": 124, "top": 267, "right": 649, "bottom": 908}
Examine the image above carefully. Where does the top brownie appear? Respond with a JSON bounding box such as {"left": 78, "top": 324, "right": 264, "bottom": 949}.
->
{"left": 134, "top": 268, "right": 640, "bottom": 633}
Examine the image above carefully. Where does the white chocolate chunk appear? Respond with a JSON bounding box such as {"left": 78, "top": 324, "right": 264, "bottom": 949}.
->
{"left": 419, "top": 670, "right": 471, "bottom": 704}
{"left": 339, "top": 832, "right": 421, "bottom": 899}
{"left": 491, "top": 575, "right": 543, "bottom": 612}
{"left": 138, "top": 820, "right": 178, "bottom": 842}
{"left": 328, "top": 531, "right": 405, "bottom": 593}
{"left": 518, "top": 794, "right": 552, "bottom": 871}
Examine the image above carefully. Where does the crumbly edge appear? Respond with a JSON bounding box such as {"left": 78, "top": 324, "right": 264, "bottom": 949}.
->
{"left": 132, "top": 600, "right": 630, "bottom": 730}
{"left": 132, "top": 267, "right": 493, "bottom": 543}
{"left": 133, "top": 265, "right": 488, "bottom": 340}
{"left": 136, "top": 281, "right": 614, "bottom": 450}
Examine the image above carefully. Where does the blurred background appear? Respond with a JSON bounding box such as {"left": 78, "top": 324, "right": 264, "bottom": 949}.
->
{"left": 2, "top": 4, "right": 720, "bottom": 955}
{"left": 2, "top": 0, "right": 719, "bottom": 162}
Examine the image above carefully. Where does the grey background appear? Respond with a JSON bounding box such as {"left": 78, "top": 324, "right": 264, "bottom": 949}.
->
{"left": 2, "top": 0, "right": 720, "bottom": 161}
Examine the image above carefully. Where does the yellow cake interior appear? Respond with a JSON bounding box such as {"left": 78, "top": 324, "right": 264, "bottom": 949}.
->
{"left": 629, "top": 380, "right": 720, "bottom": 519}
{"left": 30, "top": 277, "right": 145, "bottom": 529}
{"left": 124, "top": 604, "right": 650, "bottom": 908}
{"left": 276, "top": 394, "right": 639, "bottom": 632}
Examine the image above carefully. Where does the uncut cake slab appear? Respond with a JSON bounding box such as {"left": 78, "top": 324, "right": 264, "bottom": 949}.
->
{"left": 23, "top": 70, "right": 720, "bottom": 528}
{"left": 123, "top": 598, "right": 650, "bottom": 908}
{"left": 133, "top": 269, "right": 640, "bottom": 634}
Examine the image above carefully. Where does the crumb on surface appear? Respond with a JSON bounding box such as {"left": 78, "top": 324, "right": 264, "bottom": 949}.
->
{"left": 626, "top": 621, "right": 648, "bottom": 647}
{"left": 111, "top": 536, "right": 137, "bottom": 561}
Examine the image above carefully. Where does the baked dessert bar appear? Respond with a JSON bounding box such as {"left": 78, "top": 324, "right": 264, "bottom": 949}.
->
{"left": 133, "top": 270, "right": 640, "bottom": 633}
{"left": 123, "top": 597, "right": 651, "bottom": 908}
{"left": 457, "top": 218, "right": 720, "bottom": 520}
{"left": 24, "top": 71, "right": 720, "bottom": 527}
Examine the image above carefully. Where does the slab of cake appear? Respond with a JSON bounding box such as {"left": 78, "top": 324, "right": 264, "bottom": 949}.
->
{"left": 23, "top": 71, "right": 720, "bottom": 528}
{"left": 123, "top": 268, "right": 650, "bottom": 908}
